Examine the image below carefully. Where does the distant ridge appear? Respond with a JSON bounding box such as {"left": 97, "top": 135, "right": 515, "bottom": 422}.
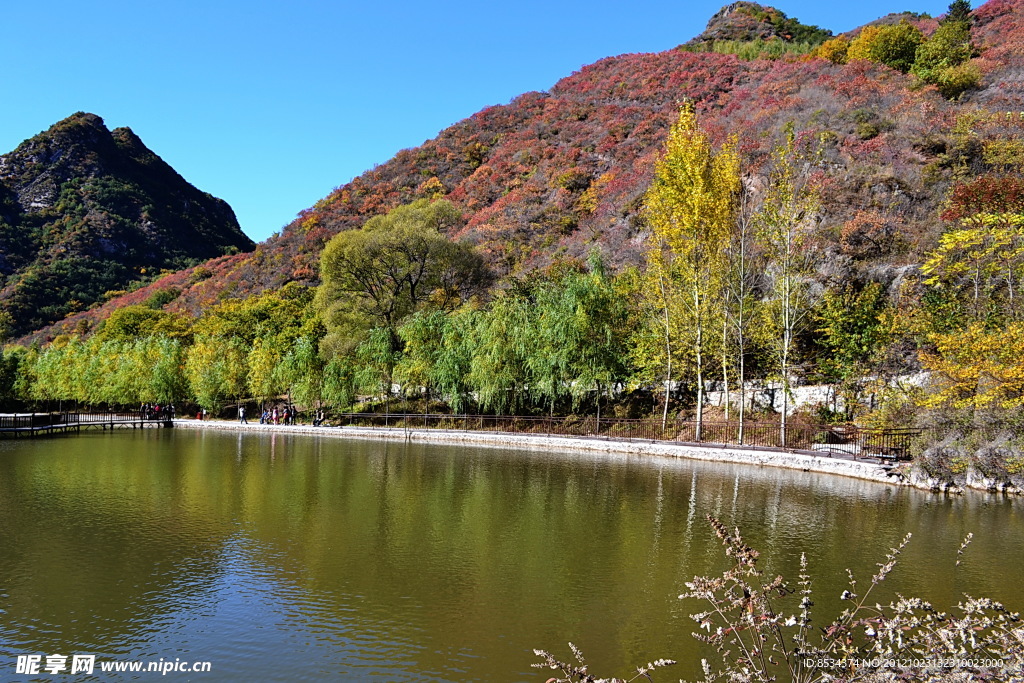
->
{"left": 0, "top": 112, "right": 253, "bottom": 336}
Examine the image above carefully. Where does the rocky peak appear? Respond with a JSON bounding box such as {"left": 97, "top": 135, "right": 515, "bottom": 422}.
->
{"left": 687, "top": 2, "right": 832, "bottom": 45}
{"left": 0, "top": 112, "right": 253, "bottom": 336}
{"left": 0, "top": 112, "right": 121, "bottom": 212}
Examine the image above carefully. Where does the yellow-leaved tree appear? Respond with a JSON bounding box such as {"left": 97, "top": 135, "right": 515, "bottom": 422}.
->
{"left": 757, "top": 127, "right": 822, "bottom": 446}
{"left": 643, "top": 106, "right": 740, "bottom": 437}
{"left": 921, "top": 323, "right": 1024, "bottom": 410}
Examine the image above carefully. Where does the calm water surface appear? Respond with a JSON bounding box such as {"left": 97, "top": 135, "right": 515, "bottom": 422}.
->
{"left": 1, "top": 429, "right": 1022, "bottom": 681}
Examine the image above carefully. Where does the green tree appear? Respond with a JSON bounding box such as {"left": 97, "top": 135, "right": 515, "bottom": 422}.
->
{"left": 96, "top": 306, "right": 192, "bottom": 342}
{"left": 194, "top": 283, "right": 314, "bottom": 346}
{"left": 528, "top": 253, "right": 630, "bottom": 416}
{"left": 247, "top": 336, "right": 285, "bottom": 406}
{"left": 912, "top": 2, "right": 975, "bottom": 98}
{"left": 848, "top": 22, "right": 923, "bottom": 73}
{"left": 186, "top": 335, "right": 248, "bottom": 411}
{"left": 353, "top": 328, "right": 401, "bottom": 408}
{"left": 814, "top": 283, "right": 891, "bottom": 420}
{"left": 945, "top": 0, "right": 972, "bottom": 25}
{"left": 468, "top": 294, "right": 533, "bottom": 414}
{"left": 395, "top": 310, "right": 453, "bottom": 402}
{"left": 0, "top": 345, "right": 33, "bottom": 405}
{"left": 395, "top": 307, "right": 481, "bottom": 412}
{"left": 874, "top": 22, "right": 924, "bottom": 73}
{"left": 143, "top": 336, "right": 188, "bottom": 405}
{"left": 322, "top": 355, "right": 357, "bottom": 410}
{"left": 316, "top": 199, "right": 491, "bottom": 356}
{"left": 278, "top": 336, "right": 325, "bottom": 410}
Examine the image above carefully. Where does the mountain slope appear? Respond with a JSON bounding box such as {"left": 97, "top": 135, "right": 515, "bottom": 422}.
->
{"left": 0, "top": 112, "right": 253, "bottom": 335}
{"left": 25, "top": 0, "right": 1024, "bottom": 342}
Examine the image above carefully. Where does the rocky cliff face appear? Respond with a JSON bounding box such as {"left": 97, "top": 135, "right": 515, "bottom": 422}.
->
{"left": 0, "top": 112, "right": 254, "bottom": 335}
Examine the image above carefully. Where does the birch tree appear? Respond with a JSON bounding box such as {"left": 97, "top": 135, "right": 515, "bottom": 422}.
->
{"left": 757, "top": 128, "right": 821, "bottom": 446}
{"left": 724, "top": 179, "right": 764, "bottom": 443}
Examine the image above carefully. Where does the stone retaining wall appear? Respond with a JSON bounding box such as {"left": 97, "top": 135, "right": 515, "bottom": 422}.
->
{"left": 173, "top": 419, "right": 910, "bottom": 488}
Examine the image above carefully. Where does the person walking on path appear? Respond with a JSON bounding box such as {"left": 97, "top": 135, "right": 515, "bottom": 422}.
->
{"left": 240, "top": 405, "right": 247, "bottom": 424}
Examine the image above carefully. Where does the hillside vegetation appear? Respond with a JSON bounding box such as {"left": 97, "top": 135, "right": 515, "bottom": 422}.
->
{"left": 5, "top": 1, "right": 1024, "bottom": 487}
{"left": 26, "top": 0, "right": 1020, "bottom": 342}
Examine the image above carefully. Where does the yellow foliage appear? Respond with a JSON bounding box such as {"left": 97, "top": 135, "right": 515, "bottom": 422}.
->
{"left": 846, "top": 26, "right": 882, "bottom": 62}
{"left": 814, "top": 37, "right": 849, "bottom": 64}
{"left": 983, "top": 139, "right": 1024, "bottom": 169}
{"left": 416, "top": 176, "right": 446, "bottom": 199}
{"left": 645, "top": 107, "right": 740, "bottom": 261}
{"left": 921, "top": 214, "right": 1024, "bottom": 322}
{"left": 920, "top": 323, "right": 1024, "bottom": 409}
{"left": 638, "top": 105, "right": 740, "bottom": 414}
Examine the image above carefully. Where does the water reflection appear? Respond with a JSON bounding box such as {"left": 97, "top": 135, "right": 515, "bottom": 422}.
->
{"left": 0, "top": 430, "right": 1021, "bottom": 681}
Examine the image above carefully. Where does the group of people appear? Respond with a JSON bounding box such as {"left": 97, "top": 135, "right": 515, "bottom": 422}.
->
{"left": 231, "top": 405, "right": 330, "bottom": 427}
{"left": 140, "top": 403, "right": 174, "bottom": 420}
{"left": 258, "top": 406, "right": 297, "bottom": 425}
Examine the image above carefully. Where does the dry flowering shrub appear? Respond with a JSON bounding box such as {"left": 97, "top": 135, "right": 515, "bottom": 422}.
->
{"left": 537, "top": 517, "right": 1024, "bottom": 683}
{"left": 678, "top": 516, "right": 1024, "bottom": 682}
{"left": 532, "top": 642, "right": 676, "bottom": 683}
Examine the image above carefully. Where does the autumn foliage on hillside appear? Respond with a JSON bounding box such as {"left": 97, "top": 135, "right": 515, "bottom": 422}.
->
{"left": 25, "top": 0, "right": 1024, "bottom": 344}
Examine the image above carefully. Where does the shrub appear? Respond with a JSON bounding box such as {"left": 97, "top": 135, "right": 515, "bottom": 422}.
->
{"left": 536, "top": 517, "right": 1024, "bottom": 682}
{"left": 813, "top": 37, "right": 849, "bottom": 64}
{"left": 848, "top": 22, "right": 923, "bottom": 73}
{"left": 933, "top": 60, "right": 982, "bottom": 100}
{"left": 912, "top": 21, "right": 972, "bottom": 83}
{"left": 912, "top": 19, "right": 976, "bottom": 98}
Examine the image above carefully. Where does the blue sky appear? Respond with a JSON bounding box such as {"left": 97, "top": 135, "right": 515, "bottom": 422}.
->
{"left": 2, "top": 0, "right": 949, "bottom": 243}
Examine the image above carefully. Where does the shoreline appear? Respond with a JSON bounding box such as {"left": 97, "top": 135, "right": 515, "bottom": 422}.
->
{"left": 171, "top": 418, "right": 922, "bottom": 490}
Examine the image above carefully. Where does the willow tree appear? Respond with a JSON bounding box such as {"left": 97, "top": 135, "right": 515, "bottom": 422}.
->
{"left": 316, "top": 199, "right": 491, "bottom": 357}
{"left": 279, "top": 336, "right": 325, "bottom": 410}
{"left": 644, "top": 106, "right": 740, "bottom": 437}
{"left": 186, "top": 335, "right": 248, "bottom": 411}
{"left": 248, "top": 336, "right": 285, "bottom": 407}
{"left": 529, "top": 253, "right": 630, "bottom": 418}
{"left": 468, "top": 294, "right": 534, "bottom": 415}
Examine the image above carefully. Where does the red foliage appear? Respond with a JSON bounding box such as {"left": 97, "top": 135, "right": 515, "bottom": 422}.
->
{"left": 942, "top": 174, "right": 1024, "bottom": 221}
{"left": 23, "top": 0, "right": 1024, "bottom": 343}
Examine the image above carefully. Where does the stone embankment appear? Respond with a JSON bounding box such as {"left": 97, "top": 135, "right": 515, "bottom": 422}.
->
{"left": 174, "top": 419, "right": 915, "bottom": 489}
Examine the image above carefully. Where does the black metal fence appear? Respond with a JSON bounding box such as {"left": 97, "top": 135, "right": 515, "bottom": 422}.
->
{"left": 0, "top": 411, "right": 172, "bottom": 430}
{"left": 0, "top": 413, "right": 72, "bottom": 430}
{"left": 335, "top": 413, "right": 920, "bottom": 461}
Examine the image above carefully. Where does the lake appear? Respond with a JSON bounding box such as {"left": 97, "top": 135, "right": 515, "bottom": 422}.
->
{"left": 1, "top": 429, "right": 1022, "bottom": 681}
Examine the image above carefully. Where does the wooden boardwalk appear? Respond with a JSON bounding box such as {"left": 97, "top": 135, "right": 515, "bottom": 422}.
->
{"left": 0, "top": 412, "right": 174, "bottom": 437}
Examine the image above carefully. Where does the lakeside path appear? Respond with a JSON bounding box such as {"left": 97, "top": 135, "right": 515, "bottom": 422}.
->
{"left": 172, "top": 418, "right": 911, "bottom": 489}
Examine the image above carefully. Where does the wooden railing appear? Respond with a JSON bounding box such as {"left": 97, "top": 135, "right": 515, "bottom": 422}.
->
{"left": 334, "top": 413, "right": 921, "bottom": 461}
